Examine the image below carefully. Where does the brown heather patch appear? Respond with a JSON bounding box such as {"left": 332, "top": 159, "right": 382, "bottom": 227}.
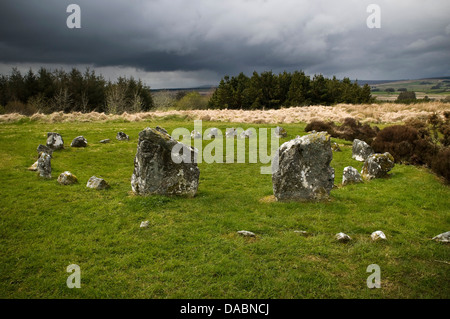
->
{"left": 1, "top": 102, "right": 449, "bottom": 124}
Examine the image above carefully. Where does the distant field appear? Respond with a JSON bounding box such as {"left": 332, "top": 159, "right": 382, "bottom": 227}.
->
{"left": 371, "top": 78, "right": 450, "bottom": 101}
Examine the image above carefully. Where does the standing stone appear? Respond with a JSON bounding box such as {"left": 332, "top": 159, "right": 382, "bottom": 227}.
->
{"left": 131, "top": 127, "right": 200, "bottom": 197}
{"left": 272, "top": 132, "right": 335, "bottom": 201}
{"left": 57, "top": 171, "right": 78, "bottom": 185}
{"left": 37, "top": 152, "right": 51, "bottom": 179}
{"left": 352, "top": 139, "right": 373, "bottom": 161}
{"left": 432, "top": 231, "right": 450, "bottom": 243}
{"left": 46, "top": 132, "right": 64, "bottom": 150}
{"left": 191, "top": 130, "right": 202, "bottom": 139}
{"left": 71, "top": 136, "right": 88, "bottom": 147}
{"left": 86, "top": 176, "right": 109, "bottom": 190}
{"left": 342, "top": 166, "right": 363, "bottom": 186}
{"left": 116, "top": 132, "right": 129, "bottom": 141}
{"left": 37, "top": 144, "right": 53, "bottom": 157}
{"left": 361, "top": 152, "right": 395, "bottom": 180}
{"left": 274, "top": 126, "right": 287, "bottom": 138}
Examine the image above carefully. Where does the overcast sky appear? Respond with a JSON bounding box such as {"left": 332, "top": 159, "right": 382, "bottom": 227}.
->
{"left": 0, "top": 0, "right": 449, "bottom": 88}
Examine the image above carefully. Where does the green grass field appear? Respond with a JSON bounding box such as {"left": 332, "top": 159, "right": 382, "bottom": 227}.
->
{"left": 0, "top": 117, "right": 449, "bottom": 298}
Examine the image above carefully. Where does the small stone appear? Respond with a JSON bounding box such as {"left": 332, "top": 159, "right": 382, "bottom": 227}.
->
{"left": 331, "top": 142, "right": 341, "bottom": 152}
{"left": 294, "top": 230, "right": 309, "bottom": 236}
{"left": 46, "top": 132, "right": 64, "bottom": 150}
{"left": 140, "top": 221, "right": 150, "bottom": 228}
{"left": 28, "top": 160, "right": 38, "bottom": 171}
{"left": 335, "top": 232, "right": 351, "bottom": 242}
{"left": 237, "top": 230, "right": 256, "bottom": 237}
{"left": 240, "top": 129, "right": 254, "bottom": 139}
{"left": 207, "top": 127, "right": 221, "bottom": 138}
{"left": 190, "top": 130, "right": 202, "bottom": 139}
{"left": 361, "top": 152, "right": 395, "bottom": 180}
{"left": 57, "top": 171, "right": 78, "bottom": 185}
{"left": 37, "top": 152, "right": 51, "bottom": 179}
{"left": 342, "top": 166, "right": 363, "bottom": 186}
{"left": 371, "top": 230, "right": 387, "bottom": 241}
{"left": 86, "top": 176, "right": 109, "bottom": 190}
{"left": 225, "top": 128, "right": 238, "bottom": 138}
{"left": 352, "top": 139, "right": 373, "bottom": 162}
{"left": 71, "top": 136, "right": 88, "bottom": 147}
{"left": 116, "top": 132, "right": 129, "bottom": 141}
{"left": 100, "top": 139, "right": 110, "bottom": 144}
{"left": 275, "top": 126, "right": 287, "bottom": 138}
{"left": 432, "top": 231, "right": 450, "bottom": 243}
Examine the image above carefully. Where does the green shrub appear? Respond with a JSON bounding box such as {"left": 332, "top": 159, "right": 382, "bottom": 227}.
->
{"left": 175, "top": 92, "right": 209, "bottom": 110}
{"left": 396, "top": 91, "right": 416, "bottom": 102}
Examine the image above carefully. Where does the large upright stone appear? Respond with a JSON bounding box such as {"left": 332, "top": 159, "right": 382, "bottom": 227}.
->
{"left": 272, "top": 132, "right": 335, "bottom": 201}
{"left": 352, "top": 139, "right": 373, "bottom": 162}
{"left": 37, "top": 144, "right": 53, "bottom": 157}
{"left": 37, "top": 152, "right": 51, "bottom": 179}
{"left": 46, "top": 132, "right": 64, "bottom": 150}
{"left": 342, "top": 166, "right": 363, "bottom": 186}
{"left": 131, "top": 127, "right": 200, "bottom": 197}
{"left": 71, "top": 136, "right": 88, "bottom": 147}
{"left": 361, "top": 152, "right": 395, "bottom": 180}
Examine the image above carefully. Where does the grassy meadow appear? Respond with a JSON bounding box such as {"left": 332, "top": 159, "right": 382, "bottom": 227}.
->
{"left": 0, "top": 117, "right": 449, "bottom": 298}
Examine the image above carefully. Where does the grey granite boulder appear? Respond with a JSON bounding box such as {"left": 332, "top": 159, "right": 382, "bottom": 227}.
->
{"left": 46, "top": 132, "right": 64, "bottom": 150}
{"left": 335, "top": 232, "right": 352, "bottom": 242}
{"left": 71, "top": 136, "right": 88, "bottom": 147}
{"left": 342, "top": 166, "right": 363, "bottom": 186}
{"left": 131, "top": 127, "right": 200, "bottom": 197}
{"left": 57, "top": 171, "right": 78, "bottom": 185}
{"left": 272, "top": 132, "right": 335, "bottom": 201}
{"left": 352, "top": 139, "right": 373, "bottom": 162}
{"left": 37, "top": 152, "right": 51, "bottom": 179}
{"left": 86, "top": 176, "right": 109, "bottom": 190}
{"left": 371, "top": 231, "right": 387, "bottom": 241}
{"left": 100, "top": 139, "right": 110, "bottom": 144}
{"left": 361, "top": 152, "right": 395, "bottom": 180}
{"left": 432, "top": 231, "right": 450, "bottom": 243}
{"left": 116, "top": 132, "right": 129, "bottom": 141}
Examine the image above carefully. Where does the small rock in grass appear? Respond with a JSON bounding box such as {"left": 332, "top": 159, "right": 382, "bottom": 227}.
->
{"left": 294, "top": 230, "right": 309, "bottom": 236}
{"left": 225, "top": 128, "right": 237, "bottom": 138}
{"left": 28, "top": 160, "right": 38, "bottom": 171}
{"left": 71, "top": 136, "right": 88, "bottom": 147}
{"left": 335, "top": 232, "right": 351, "bottom": 242}
{"left": 191, "top": 130, "right": 202, "bottom": 139}
{"left": 371, "top": 230, "right": 387, "bottom": 241}
{"left": 275, "top": 126, "right": 287, "bottom": 138}
{"left": 140, "top": 221, "right": 150, "bottom": 228}
{"left": 86, "top": 176, "right": 109, "bottom": 190}
{"left": 331, "top": 142, "right": 341, "bottom": 152}
{"left": 116, "top": 132, "right": 129, "bottom": 141}
{"left": 432, "top": 231, "right": 450, "bottom": 243}
{"left": 57, "top": 171, "right": 78, "bottom": 185}
{"left": 237, "top": 230, "right": 256, "bottom": 237}
{"left": 46, "top": 132, "right": 64, "bottom": 150}
{"left": 100, "top": 139, "right": 110, "bottom": 144}
{"left": 342, "top": 166, "right": 363, "bottom": 186}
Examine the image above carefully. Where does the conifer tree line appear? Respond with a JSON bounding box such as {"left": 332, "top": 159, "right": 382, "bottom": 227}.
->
{"left": 208, "top": 71, "right": 374, "bottom": 109}
{"left": 0, "top": 67, "right": 153, "bottom": 114}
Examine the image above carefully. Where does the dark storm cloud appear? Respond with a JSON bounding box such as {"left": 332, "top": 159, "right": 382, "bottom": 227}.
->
{"left": 0, "top": 0, "right": 449, "bottom": 87}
